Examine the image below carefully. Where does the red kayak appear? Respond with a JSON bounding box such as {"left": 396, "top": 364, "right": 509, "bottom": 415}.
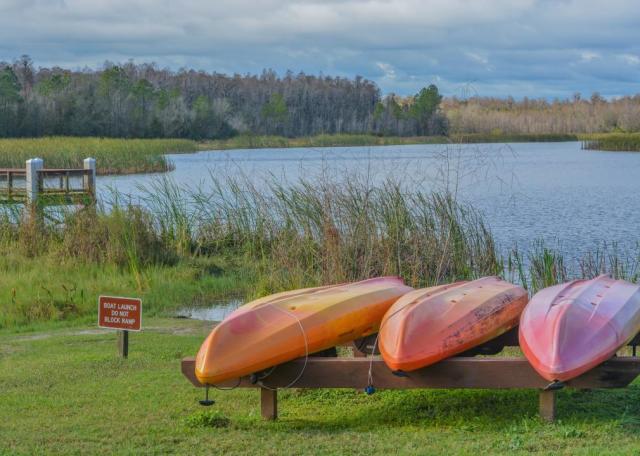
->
{"left": 520, "top": 275, "right": 640, "bottom": 382}
{"left": 379, "top": 277, "right": 528, "bottom": 372}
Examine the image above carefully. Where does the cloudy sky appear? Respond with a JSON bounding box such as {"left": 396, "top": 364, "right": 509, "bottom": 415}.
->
{"left": 1, "top": 0, "right": 639, "bottom": 98}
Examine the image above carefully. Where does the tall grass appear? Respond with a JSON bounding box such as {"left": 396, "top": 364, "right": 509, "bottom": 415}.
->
{"left": 508, "top": 241, "right": 640, "bottom": 293}
{"left": 201, "top": 132, "right": 577, "bottom": 151}
{"left": 581, "top": 133, "right": 640, "bottom": 151}
{"left": 1, "top": 171, "right": 501, "bottom": 326}
{"left": 136, "top": 172, "right": 501, "bottom": 293}
{"left": 4, "top": 167, "right": 640, "bottom": 327}
{"left": 0, "top": 137, "right": 197, "bottom": 174}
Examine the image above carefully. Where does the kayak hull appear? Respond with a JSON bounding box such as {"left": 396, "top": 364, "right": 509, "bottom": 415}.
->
{"left": 519, "top": 275, "right": 640, "bottom": 382}
{"left": 379, "top": 277, "right": 528, "bottom": 372}
{"left": 195, "top": 277, "right": 413, "bottom": 384}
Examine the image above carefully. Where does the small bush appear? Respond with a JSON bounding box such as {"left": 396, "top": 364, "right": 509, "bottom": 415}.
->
{"left": 184, "top": 410, "right": 230, "bottom": 429}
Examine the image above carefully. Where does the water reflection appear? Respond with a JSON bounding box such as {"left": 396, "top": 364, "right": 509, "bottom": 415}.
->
{"left": 176, "top": 298, "right": 243, "bottom": 321}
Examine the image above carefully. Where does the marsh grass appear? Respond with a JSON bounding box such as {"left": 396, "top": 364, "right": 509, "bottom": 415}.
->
{"left": 201, "top": 132, "right": 577, "bottom": 150}
{"left": 4, "top": 166, "right": 640, "bottom": 327}
{"left": 136, "top": 172, "right": 501, "bottom": 293}
{"left": 0, "top": 137, "right": 197, "bottom": 174}
{"left": 581, "top": 133, "right": 640, "bottom": 151}
{"left": 508, "top": 241, "right": 640, "bottom": 293}
{"left": 1, "top": 169, "right": 501, "bottom": 326}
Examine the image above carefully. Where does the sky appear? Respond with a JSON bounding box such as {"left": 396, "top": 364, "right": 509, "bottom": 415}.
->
{"left": 1, "top": 0, "right": 639, "bottom": 98}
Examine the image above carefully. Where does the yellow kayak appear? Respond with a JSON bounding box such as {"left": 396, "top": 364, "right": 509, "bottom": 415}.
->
{"left": 195, "top": 277, "right": 413, "bottom": 385}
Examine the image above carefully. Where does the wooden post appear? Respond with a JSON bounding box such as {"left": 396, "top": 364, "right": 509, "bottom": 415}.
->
{"left": 25, "top": 158, "right": 43, "bottom": 205}
{"left": 118, "top": 330, "right": 129, "bottom": 358}
{"left": 260, "top": 388, "right": 277, "bottom": 420}
{"left": 539, "top": 390, "right": 556, "bottom": 422}
{"left": 83, "top": 157, "right": 96, "bottom": 199}
{"left": 25, "top": 158, "right": 43, "bottom": 223}
{"left": 7, "top": 171, "right": 13, "bottom": 199}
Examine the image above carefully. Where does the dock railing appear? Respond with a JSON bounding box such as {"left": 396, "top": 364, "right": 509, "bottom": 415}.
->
{"left": 0, "top": 157, "right": 96, "bottom": 206}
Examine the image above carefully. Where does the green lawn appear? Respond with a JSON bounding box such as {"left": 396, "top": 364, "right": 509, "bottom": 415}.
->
{"left": 2, "top": 318, "right": 640, "bottom": 455}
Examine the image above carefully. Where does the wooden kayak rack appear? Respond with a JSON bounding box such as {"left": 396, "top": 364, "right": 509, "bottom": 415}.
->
{"left": 181, "top": 328, "right": 640, "bottom": 423}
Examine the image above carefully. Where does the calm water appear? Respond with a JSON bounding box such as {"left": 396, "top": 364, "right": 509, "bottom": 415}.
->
{"left": 98, "top": 141, "right": 640, "bottom": 263}
{"left": 176, "top": 298, "right": 242, "bottom": 321}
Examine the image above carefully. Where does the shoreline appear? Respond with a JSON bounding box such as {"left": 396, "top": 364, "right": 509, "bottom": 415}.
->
{"left": 199, "top": 132, "right": 580, "bottom": 151}
{"left": 0, "top": 133, "right": 637, "bottom": 179}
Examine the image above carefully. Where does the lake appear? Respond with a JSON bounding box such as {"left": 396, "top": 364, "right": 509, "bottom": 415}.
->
{"left": 98, "top": 141, "right": 640, "bottom": 263}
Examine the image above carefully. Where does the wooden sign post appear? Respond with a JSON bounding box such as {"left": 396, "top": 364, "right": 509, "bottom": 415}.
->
{"left": 98, "top": 296, "right": 142, "bottom": 358}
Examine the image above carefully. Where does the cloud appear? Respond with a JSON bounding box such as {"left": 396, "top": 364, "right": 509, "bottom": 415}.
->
{"left": 579, "top": 51, "right": 601, "bottom": 63}
{"left": 0, "top": 0, "right": 639, "bottom": 97}
{"left": 376, "top": 62, "right": 397, "bottom": 80}
{"left": 620, "top": 54, "right": 640, "bottom": 65}
{"left": 465, "top": 52, "right": 490, "bottom": 67}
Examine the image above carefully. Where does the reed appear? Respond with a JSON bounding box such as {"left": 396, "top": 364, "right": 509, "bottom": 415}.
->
{"left": 134, "top": 171, "right": 502, "bottom": 293}
{"left": 4, "top": 168, "right": 640, "bottom": 327}
{"left": 507, "top": 242, "right": 567, "bottom": 292}
{"left": 0, "top": 170, "right": 502, "bottom": 326}
{"left": 0, "top": 137, "right": 197, "bottom": 174}
{"left": 200, "top": 132, "right": 576, "bottom": 151}
{"left": 507, "top": 241, "right": 640, "bottom": 293}
{"left": 581, "top": 133, "right": 640, "bottom": 151}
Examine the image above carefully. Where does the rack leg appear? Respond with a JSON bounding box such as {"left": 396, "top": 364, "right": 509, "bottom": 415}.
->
{"left": 261, "top": 388, "right": 277, "bottom": 420}
{"left": 539, "top": 390, "right": 556, "bottom": 422}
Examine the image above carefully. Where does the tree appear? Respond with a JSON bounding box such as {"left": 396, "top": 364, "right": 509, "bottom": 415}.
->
{"left": 131, "top": 79, "right": 156, "bottom": 136}
{"left": 409, "top": 84, "right": 443, "bottom": 135}
{"left": 98, "top": 65, "right": 132, "bottom": 136}
{"left": 191, "top": 95, "right": 212, "bottom": 139}
{"left": 0, "top": 67, "right": 22, "bottom": 136}
{"left": 261, "top": 92, "right": 288, "bottom": 135}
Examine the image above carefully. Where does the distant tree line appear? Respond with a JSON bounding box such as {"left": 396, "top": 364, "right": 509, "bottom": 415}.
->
{"left": 444, "top": 93, "right": 640, "bottom": 135}
{"left": 4, "top": 56, "right": 639, "bottom": 140}
{"left": 0, "top": 56, "right": 447, "bottom": 139}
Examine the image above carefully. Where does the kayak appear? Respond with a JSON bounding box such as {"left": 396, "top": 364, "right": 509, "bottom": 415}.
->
{"left": 519, "top": 274, "right": 640, "bottom": 382}
{"left": 195, "top": 277, "right": 413, "bottom": 385}
{"left": 379, "top": 277, "right": 528, "bottom": 372}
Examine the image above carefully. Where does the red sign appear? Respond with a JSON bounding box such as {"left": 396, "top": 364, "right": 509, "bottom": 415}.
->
{"left": 98, "top": 296, "right": 142, "bottom": 331}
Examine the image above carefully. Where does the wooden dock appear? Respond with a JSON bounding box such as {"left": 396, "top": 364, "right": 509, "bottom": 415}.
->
{"left": 0, "top": 158, "right": 96, "bottom": 206}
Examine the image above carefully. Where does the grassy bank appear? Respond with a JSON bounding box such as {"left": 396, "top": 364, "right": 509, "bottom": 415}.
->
{"left": 1, "top": 171, "right": 501, "bottom": 329}
{"left": 0, "top": 251, "right": 250, "bottom": 329}
{"left": 202, "top": 131, "right": 640, "bottom": 154}
{"left": 0, "top": 137, "right": 198, "bottom": 175}
{"left": 4, "top": 169, "right": 640, "bottom": 329}
{"left": 2, "top": 319, "right": 640, "bottom": 454}
{"left": 581, "top": 133, "right": 640, "bottom": 151}
{"left": 200, "top": 132, "right": 578, "bottom": 150}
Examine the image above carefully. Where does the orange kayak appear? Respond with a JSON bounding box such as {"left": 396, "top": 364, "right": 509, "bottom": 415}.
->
{"left": 379, "top": 277, "right": 528, "bottom": 372}
{"left": 520, "top": 275, "right": 640, "bottom": 382}
{"left": 195, "top": 277, "right": 413, "bottom": 385}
